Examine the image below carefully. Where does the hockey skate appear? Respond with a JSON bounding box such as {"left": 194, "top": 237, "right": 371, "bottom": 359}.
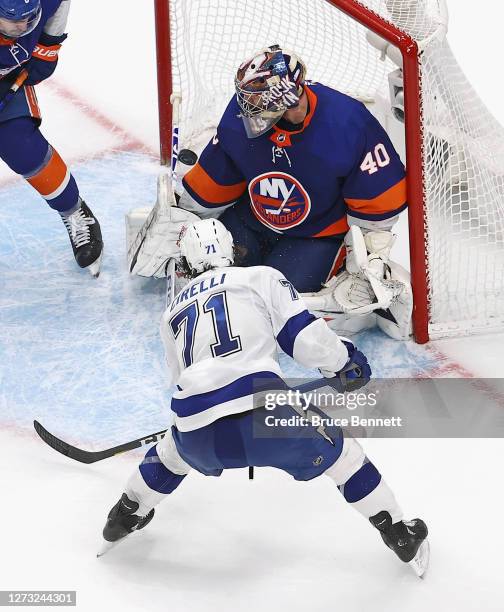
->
{"left": 97, "top": 493, "right": 154, "bottom": 557}
{"left": 61, "top": 201, "right": 103, "bottom": 277}
{"left": 370, "top": 511, "right": 430, "bottom": 578}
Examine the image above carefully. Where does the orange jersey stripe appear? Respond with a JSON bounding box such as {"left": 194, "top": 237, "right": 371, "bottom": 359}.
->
{"left": 312, "top": 216, "right": 349, "bottom": 238}
{"left": 27, "top": 149, "right": 67, "bottom": 197}
{"left": 184, "top": 162, "right": 246, "bottom": 205}
{"left": 24, "top": 85, "right": 41, "bottom": 119}
{"left": 345, "top": 177, "right": 407, "bottom": 215}
{"left": 326, "top": 245, "right": 347, "bottom": 282}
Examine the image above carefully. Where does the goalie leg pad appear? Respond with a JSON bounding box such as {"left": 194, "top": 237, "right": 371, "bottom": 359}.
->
{"left": 318, "top": 310, "right": 377, "bottom": 336}
{"left": 303, "top": 226, "right": 396, "bottom": 316}
{"left": 302, "top": 226, "right": 412, "bottom": 339}
{"left": 376, "top": 261, "right": 413, "bottom": 340}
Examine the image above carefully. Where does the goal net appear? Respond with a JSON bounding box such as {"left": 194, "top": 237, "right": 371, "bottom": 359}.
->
{"left": 155, "top": 0, "right": 504, "bottom": 342}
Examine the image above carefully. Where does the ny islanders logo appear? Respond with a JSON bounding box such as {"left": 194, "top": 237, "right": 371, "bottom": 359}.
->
{"left": 249, "top": 172, "right": 311, "bottom": 231}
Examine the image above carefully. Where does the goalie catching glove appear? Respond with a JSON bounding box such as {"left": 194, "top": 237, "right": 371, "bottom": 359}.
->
{"left": 321, "top": 338, "right": 372, "bottom": 392}
{"left": 303, "top": 225, "right": 413, "bottom": 340}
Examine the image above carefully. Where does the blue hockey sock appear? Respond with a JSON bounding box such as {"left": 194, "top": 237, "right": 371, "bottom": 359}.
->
{"left": 139, "top": 444, "right": 187, "bottom": 494}
{"left": 338, "top": 458, "right": 382, "bottom": 503}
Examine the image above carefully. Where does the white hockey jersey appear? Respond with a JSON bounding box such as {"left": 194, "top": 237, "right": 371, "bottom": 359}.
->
{"left": 160, "top": 265, "right": 349, "bottom": 432}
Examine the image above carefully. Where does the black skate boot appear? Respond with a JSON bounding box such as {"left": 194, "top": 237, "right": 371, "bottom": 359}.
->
{"left": 61, "top": 200, "right": 103, "bottom": 277}
{"left": 370, "top": 511, "right": 430, "bottom": 577}
{"left": 97, "top": 493, "right": 154, "bottom": 557}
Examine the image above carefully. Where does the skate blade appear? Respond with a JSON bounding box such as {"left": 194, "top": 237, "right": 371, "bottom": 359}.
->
{"left": 97, "top": 537, "right": 125, "bottom": 558}
{"left": 409, "top": 539, "right": 430, "bottom": 578}
{"left": 87, "top": 251, "right": 103, "bottom": 278}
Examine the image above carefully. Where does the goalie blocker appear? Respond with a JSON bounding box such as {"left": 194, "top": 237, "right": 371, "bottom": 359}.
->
{"left": 126, "top": 172, "right": 199, "bottom": 279}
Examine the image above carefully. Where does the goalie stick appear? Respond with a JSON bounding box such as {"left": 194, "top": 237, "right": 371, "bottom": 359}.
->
{"left": 33, "top": 374, "right": 366, "bottom": 464}
{"left": 127, "top": 94, "right": 182, "bottom": 276}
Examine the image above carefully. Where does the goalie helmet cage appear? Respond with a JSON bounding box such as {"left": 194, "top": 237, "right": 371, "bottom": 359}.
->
{"left": 153, "top": 0, "right": 504, "bottom": 344}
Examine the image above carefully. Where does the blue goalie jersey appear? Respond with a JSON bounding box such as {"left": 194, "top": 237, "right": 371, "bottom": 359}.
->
{"left": 183, "top": 82, "right": 407, "bottom": 238}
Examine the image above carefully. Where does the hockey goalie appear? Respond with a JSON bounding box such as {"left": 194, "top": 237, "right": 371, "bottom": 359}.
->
{"left": 127, "top": 44, "right": 413, "bottom": 340}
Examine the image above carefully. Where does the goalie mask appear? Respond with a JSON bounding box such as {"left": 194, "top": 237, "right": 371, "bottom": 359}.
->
{"left": 179, "top": 219, "right": 234, "bottom": 277}
{"left": 235, "top": 44, "right": 307, "bottom": 138}
{"left": 0, "top": 0, "right": 41, "bottom": 39}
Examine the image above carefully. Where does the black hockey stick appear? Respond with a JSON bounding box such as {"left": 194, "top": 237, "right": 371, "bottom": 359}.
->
{"left": 33, "top": 420, "right": 167, "bottom": 464}
{"left": 33, "top": 374, "right": 367, "bottom": 465}
{"left": 35, "top": 417, "right": 257, "bottom": 478}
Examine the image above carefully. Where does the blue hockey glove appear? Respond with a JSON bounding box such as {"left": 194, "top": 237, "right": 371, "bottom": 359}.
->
{"left": 0, "top": 69, "right": 29, "bottom": 109}
{"left": 320, "top": 339, "right": 372, "bottom": 392}
{"left": 24, "top": 32, "right": 67, "bottom": 86}
{"left": 0, "top": 74, "right": 15, "bottom": 99}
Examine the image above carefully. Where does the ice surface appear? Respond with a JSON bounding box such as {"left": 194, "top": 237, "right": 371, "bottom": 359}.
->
{"left": 0, "top": 152, "right": 172, "bottom": 445}
{"left": 1, "top": 140, "right": 502, "bottom": 612}
{"left": 0, "top": 148, "right": 450, "bottom": 445}
{"left": 2, "top": 429, "right": 504, "bottom": 612}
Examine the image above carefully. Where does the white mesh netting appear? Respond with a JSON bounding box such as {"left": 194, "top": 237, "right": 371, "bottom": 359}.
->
{"left": 168, "top": 0, "right": 504, "bottom": 339}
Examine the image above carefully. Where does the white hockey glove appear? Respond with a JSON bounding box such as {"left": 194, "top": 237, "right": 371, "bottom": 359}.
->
{"left": 127, "top": 174, "right": 201, "bottom": 278}
{"left": 304, "top": 226, "right": 400, "bottom": 314}
{"left": 303, "top": 226, "right": 413, "bottom": 340}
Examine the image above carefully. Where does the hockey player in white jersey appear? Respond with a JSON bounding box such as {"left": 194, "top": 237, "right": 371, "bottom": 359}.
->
{"left": 101, "top": 219, "right": 429, "bottom": 576}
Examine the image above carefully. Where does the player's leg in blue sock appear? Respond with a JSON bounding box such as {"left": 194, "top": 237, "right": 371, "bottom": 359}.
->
{"left": 124, "top": 432, "right": 191, "bottom": 516}
{"left": 0, "top": 117, "right": 80, "bottom": 213}
{"left": 0, "top": 118, "right": 103, "bottom": 273}
{"left": 100, "top": 432, "right": 192, "bottom": 549}
{"left": 324, "top": 436, "right": 403, "bottom": 522}
{"left": 265, "top": 235, "right": 345, "bottom": 292}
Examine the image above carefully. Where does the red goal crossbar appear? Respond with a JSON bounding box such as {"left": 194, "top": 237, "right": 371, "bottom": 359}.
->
{"left": 153, "top": 0, "right": 430, "bottom": 343}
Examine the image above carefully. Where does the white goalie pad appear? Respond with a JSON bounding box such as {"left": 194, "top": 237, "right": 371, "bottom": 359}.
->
{"left": 302, "top": 226, "right": 413, "bottom": 340}
{"left": 375, "top": 260, "right": 413, "bottom": 341}
{"left": 304, "top": 227, "right": 401, "bottom": 314}
{"left": 126, "top": 173, "right": 200, "bottom": 278}
{"left": 315, "top": 310, "right": 377, "bottom": 337}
